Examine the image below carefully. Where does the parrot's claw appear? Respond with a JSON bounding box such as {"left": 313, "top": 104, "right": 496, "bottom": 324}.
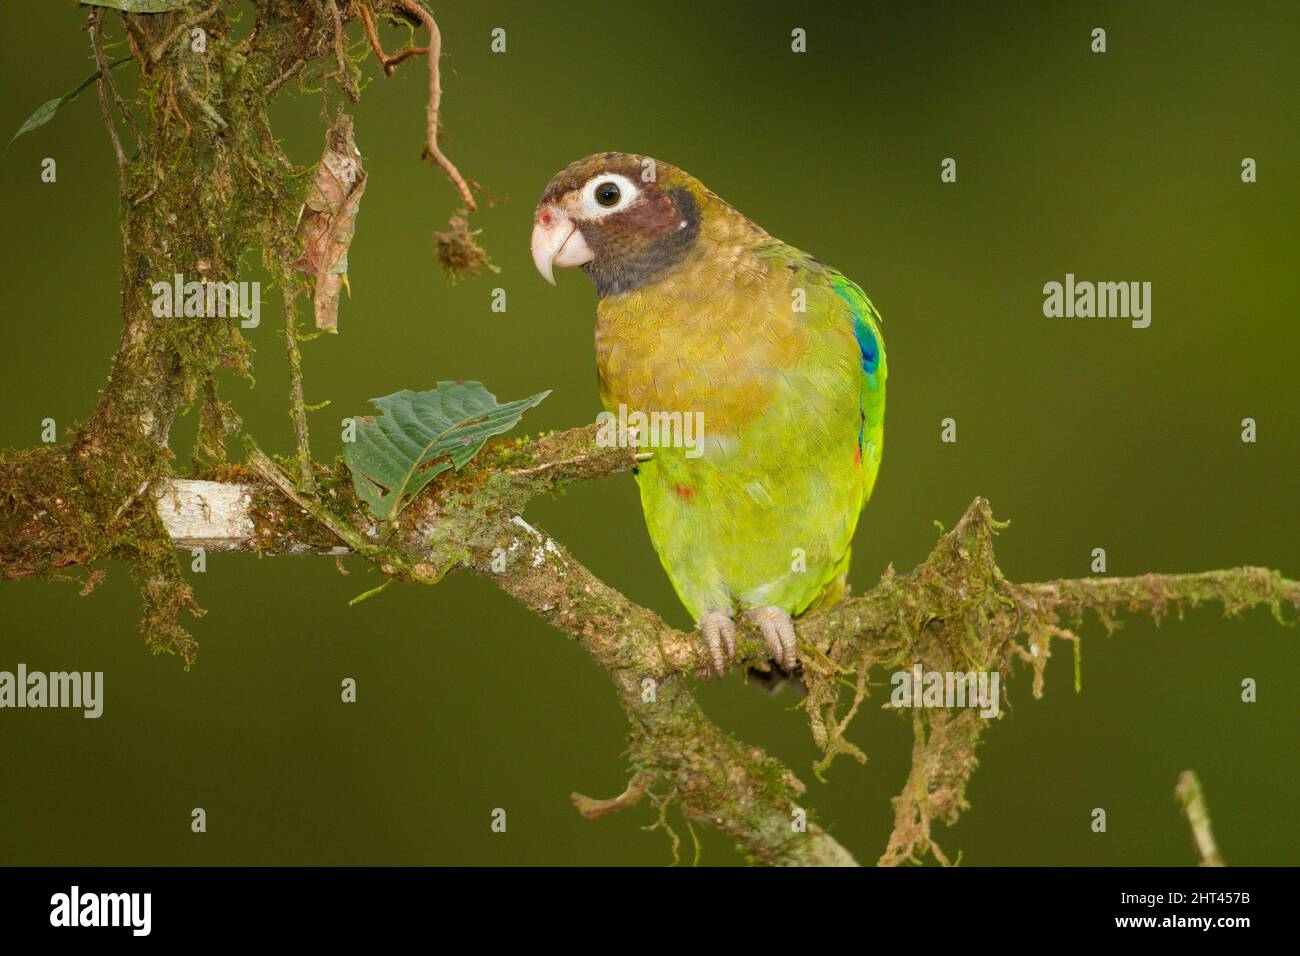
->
{"left": 746, "top": 606, "right": 799, "bottom": 671}
{"left": 698, "top": 610, "right": 737, "bottom": 679}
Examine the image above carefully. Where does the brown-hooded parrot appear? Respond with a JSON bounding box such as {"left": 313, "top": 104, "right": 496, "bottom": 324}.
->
{"left": 531, "top": 152, "right": 886, "bottom": 675}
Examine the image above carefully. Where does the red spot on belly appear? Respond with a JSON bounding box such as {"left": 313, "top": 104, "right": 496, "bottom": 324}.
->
{"left": 853, "top": 446, "right": 862, "bottom": 466}
{"left": 674, "top": 483, "right": 695, "bottom": 501}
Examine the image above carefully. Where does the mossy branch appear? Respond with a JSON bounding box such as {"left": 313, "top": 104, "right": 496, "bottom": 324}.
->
{"left": 146, "top": 429, "right": 1295, "bottom": 865}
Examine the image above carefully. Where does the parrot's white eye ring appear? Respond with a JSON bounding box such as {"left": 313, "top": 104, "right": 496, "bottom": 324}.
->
{"left": 577, "top": 173, "right": 639, "bottom": 219}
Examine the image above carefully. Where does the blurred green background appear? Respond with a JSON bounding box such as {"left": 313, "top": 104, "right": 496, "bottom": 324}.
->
{"left": 0, "top": 0, "right": 1296, "bottom": 866}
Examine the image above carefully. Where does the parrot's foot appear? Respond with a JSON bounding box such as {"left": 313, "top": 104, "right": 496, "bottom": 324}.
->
{"left": 698, "top": 610, "right": 737, "bottom": 679}
{"left": 745, "top": 606, "right": 799, "bottom": 671}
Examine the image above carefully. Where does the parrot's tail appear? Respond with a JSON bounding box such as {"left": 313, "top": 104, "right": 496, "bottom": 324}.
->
{"left": 805, "top": 568, "right": 850, "bottom": 612}
{"left": 743, "top": 664, "right": 806, "bottom": 696}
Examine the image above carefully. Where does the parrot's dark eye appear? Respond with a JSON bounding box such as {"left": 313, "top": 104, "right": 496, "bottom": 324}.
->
{"left": 595, "top": 182, "right": 621, "bottom": 207}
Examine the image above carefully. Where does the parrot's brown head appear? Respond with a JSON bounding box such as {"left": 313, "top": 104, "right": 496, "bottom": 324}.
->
{"left": 531, "top": 152, "right": 709, "bottom": 297}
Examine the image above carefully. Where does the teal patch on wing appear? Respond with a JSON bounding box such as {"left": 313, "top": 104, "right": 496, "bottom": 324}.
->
{"left": 854, "top": 315, "right": 880, "bottom": 374}
{"left": 827, "top": 273, "right": 886, "bottom": 458}
{"left": 830, "top": 275, "right": 885, "bottom": 391}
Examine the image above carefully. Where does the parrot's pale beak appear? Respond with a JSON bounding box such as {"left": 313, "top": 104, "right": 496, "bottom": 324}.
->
{"left": 531, "top": 206, "right": 593, "bottom": 285}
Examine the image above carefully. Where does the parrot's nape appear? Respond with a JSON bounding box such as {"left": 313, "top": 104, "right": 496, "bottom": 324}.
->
{"left": 531, "top": 152, "right": 886, "bottom": 677}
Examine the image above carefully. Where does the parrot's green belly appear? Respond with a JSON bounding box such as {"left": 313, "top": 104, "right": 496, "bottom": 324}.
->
{"left": 634, "top": 437, "right": 864, "bottom": 620}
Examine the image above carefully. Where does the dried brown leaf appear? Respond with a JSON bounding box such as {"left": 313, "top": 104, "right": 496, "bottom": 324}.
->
{"left": 294, "top": 114, "right": 367, "bottom": 331}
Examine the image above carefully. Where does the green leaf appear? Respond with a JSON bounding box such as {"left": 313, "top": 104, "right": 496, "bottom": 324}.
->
{"left": 4, "top": 55, "right": 133, "bottom": 157}
{"left": 80, "top": 1, "right": 189, "bottom": 12}
{"left": 345, "top": 381, "right": 550, "bottom": 522}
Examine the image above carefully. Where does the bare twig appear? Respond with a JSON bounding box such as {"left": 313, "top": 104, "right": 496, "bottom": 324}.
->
{"left": 572, "top": 772, "right": 655, "bottom": 820}
{"left": 267, "top": 57, "right": 307, "bottom": 95}
{"left": 327, "top": 0, "right": 359, "bottom": 102}
{"left": 89, "top": 10, "right": 127, "bottom": 182}
{"left": 234, "top": 16, "right": 259, "bottom": 57}
{"left": 280, "top": 279, "right": 316, "bottom": 493}
{"left": 93, "top": 10, "right": 144, "bottom": 155}
{"left": 1176, "top": 770, "right": 1226, "bottom": 867}
{"left": 395, "top": 0, "right": 477, "bottom": 211}
{"left": 355, "top": 2, "right": 476, "bottom": 208}
{"left": 358, "top": 2, "right": 427, "bottom": 75}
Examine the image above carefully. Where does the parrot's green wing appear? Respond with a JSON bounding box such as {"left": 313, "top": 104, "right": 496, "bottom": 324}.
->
{"left": 827, "top": 270, "right": 887, "bottom": 506}
{"left": 755, "top": 244, "right": 887, "bottom": 507}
